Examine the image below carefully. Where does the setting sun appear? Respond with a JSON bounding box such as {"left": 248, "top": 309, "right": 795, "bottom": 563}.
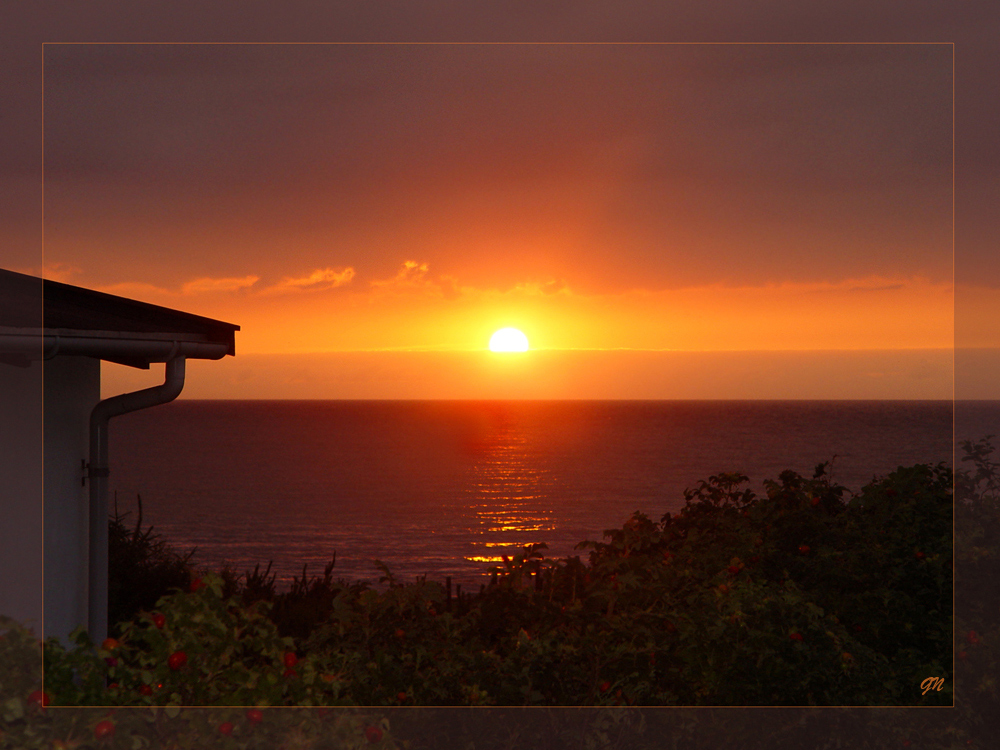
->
{"left": 489, "top": 327, "right": 530, "bottom": 352}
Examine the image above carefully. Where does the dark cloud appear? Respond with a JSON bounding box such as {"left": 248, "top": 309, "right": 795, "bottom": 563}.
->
{"left": 42, "top": 44, "right": 952, "bottom": 183}
{"left": 2, "top": 2, "right": 997, "bottom": 283}
{"left": 38, "top": 43, "right": 953, "bottom": 293}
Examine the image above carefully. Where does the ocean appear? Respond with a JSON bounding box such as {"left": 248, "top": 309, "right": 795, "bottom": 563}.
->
{"left": 105, "top": 400, "right": 985, "bottom": 590}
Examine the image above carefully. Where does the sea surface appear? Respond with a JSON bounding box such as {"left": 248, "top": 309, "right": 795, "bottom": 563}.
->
{"left": 105, "top": 400, "right": 988, "bottom": 590}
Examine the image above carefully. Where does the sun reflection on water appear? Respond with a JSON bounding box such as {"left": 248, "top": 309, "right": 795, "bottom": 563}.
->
{"left": 461, "top": 410, "right": 555, "bottom": 566}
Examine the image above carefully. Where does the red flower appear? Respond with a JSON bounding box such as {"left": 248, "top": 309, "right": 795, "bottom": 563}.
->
{"left": 727, "top": 565, "right": 740, "bottom": 576}
{"left": 167, "top": 651, "right": 187, "bottom": 670}
{"left": 915, "top": 551, "right": 926, "bottom": 560}
{"left": 246, "top": 708, "right": 263, "bottom": 724}
{"left": 798, "top": 544, "right": 810, "bottom": 555}
{"left": 101, "top": 638, "right": 119, "bottom": 651}
{"left": 27, "top": 690, "right": 49, "bottom": 709}
{"left": 94, "top": 720, "right": 116, "bottom": 740}
{"left": 219, "top": 722, "right": 233, "bottom": 736}
{"left": 789, "top": 632, "right": 804, "bottom": 642}
{"left": 810, "top": 497, "right": 821, "bottom": 507}
{"left": 189, "top": 577, "right": 204, "bottom": 592}
{"left": 397, "top": 691, "right": 407, "bottom": 702}
{"left": 365, "top": 725, "right": 383, "bottom": 743}
{"left": 284, "top": 651, "right": 298, "bottom": 668}
{"left": 599, "top": 681, "right": 611, "bottom": 693}
{"left": 395, "top": 628, "right": 406, "bottom": 639}
{"left": 151, "top": 613, "right": 166, "bottom": 629}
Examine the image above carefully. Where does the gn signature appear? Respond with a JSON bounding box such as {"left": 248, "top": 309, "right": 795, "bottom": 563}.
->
{"left": 921, "top": 676, "right": 945, "bottom": 696}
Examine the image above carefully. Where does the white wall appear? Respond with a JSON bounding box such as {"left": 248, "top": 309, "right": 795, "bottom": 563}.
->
{"left": 43, "top": 355, "right": 100, "bottom": 643}
{"left": 0, "top": 359, "right": 43, "bottom": 633}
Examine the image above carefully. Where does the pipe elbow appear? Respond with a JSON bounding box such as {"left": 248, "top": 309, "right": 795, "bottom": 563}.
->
{"left": 161, "top": 356, "right": 186, "bottom": 398}
{"left": 94, "top": 357, "right": 186, "bottom": 421}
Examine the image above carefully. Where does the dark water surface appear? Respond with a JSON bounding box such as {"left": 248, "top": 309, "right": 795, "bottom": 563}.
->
{"left": 107, "top": 400, "right": 971, "bottom": 589}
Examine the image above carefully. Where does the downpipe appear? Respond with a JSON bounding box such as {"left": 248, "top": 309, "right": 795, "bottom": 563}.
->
{"left": 87, "top": 356, "right": 186, "bottom": 643}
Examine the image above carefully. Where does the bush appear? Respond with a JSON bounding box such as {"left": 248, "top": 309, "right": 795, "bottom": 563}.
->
{"left": 9, "top": 441, "right": 997, "bottom": 745}
{"left": 4, "top": 615, "right": 394, "bottom": 749}
{"left": 43, "top": 458, "right": 956, "bottom": 708}
{"left": 955, "top": 436, "right": 1000, "bottom": 738}
{"left": 107, "top": 494, "right": 193, "bottom": 636}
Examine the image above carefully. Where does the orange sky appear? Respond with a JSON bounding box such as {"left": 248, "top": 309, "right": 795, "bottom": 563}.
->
{"left": 32, "top": 44, "right": 966, "bottom": 399}
{"left": 81, "top": 262, "right": 955, "bottom": 354}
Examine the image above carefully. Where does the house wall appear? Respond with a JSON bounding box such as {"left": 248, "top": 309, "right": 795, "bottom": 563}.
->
{"left": 0, "top": 359, "right": 43, "bottom": 633}
{"left": 43, "top": 355, "right": 100, "bottom": 643}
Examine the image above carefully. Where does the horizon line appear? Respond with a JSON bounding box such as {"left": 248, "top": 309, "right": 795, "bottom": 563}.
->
{"left": 235, "top": 346, "right": 960, "bottom": 355}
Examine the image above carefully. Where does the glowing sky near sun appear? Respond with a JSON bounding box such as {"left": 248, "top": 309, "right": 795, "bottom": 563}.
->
{"left": 28, "top": 43, "right": 968, "bottom": 398}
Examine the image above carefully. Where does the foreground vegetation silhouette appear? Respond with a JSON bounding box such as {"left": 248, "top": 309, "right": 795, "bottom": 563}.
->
{"left": 2, "top": 438, "right": 996, "bottom": 747}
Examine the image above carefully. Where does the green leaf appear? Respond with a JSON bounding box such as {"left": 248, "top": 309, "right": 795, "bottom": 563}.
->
{"left": 1, "top": 697, "right": 25, "bottom": 722}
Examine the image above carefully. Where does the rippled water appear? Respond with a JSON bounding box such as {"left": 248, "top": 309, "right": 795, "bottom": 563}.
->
{"left": 106, "top": 400, "right": 969, "bottom": 589}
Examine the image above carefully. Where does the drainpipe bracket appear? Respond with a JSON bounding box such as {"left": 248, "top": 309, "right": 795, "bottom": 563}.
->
{"left": 81, "top": 460, "right": 109, "bottom": 486}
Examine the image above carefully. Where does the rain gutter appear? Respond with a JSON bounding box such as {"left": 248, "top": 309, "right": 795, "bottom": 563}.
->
{"left": 87, "top": 356, "right": 188, "bottom": 643}
{"left": 0, "top": 329, "right": 232, "bottom": 363}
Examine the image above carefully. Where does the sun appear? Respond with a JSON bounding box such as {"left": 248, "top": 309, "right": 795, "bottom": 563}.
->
{"left": 488, "top": 327, "right": 529, "bottom": 352}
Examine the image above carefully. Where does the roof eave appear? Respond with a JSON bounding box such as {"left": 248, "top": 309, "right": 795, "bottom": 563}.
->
{"left": 0, "top": 330, "right": 234, "bottom": 369}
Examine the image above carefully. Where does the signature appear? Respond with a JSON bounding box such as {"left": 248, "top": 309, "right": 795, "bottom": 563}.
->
{"left": 920, "top": 676, "right": 945, "bottom": 696}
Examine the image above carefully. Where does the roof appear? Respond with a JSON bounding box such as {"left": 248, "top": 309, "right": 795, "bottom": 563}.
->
{"left": 0, "top": 268, "right": 239, "bottom": 369}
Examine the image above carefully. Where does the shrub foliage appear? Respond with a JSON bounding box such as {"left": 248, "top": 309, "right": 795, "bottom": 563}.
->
{"left": 3, "top": 440, "right": 996, "bottom": 747}
{"left": 47, "top": 459, "right": 953, "bottom": 708}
